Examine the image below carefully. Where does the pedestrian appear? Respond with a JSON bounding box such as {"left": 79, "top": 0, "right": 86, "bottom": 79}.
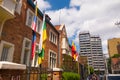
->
{"left": 91, "top": 73, "right": 99, "bottom": 80}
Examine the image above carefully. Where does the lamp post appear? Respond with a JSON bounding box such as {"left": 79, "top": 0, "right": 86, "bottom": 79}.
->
{"left": 104, "top": 54, "right": 108, "bottom": 74}
{"left": 115, "top": 21, "right": 120, "bottom": 26}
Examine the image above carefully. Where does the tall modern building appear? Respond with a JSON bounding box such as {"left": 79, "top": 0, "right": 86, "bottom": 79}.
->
{"left": 79, "top": 32, "right": 105, "bottom": 73}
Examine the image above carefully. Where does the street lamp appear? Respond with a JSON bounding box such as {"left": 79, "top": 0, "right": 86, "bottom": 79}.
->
{"left": 103, "top": 54, "right": 108, "bottom": 74}
{"left": 115, "top": 21, "right": 120, "bottom": 27}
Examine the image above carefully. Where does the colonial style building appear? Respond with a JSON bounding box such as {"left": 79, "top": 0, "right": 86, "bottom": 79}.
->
{"left": 55, "top": 24, "right": 70, "bottom": 67}
{"left": 0, "top": 0, "right": 62, "bottom": 80}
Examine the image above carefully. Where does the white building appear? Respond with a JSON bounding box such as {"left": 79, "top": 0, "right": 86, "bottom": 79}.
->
{"left": 79, "top": 32, "right": 105, "bottom": 74}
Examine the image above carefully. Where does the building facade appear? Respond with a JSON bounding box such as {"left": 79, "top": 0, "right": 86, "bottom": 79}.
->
{"left": 108, "top": 38, "right": 120, "bottom": 57}
{"left": 108, "top": 38, "right": 120, "bottom": 74}
{"left": 111, "top": 58, "right": 120, "bottom": 74}
{"left": 79, "top": 32, "right": 105, "bottom": 74}
{"left": 0, "top": 0, "right": 61, "bottom": 80}
{"left": 55, "top": 24, "right": 70, "bottom": 67}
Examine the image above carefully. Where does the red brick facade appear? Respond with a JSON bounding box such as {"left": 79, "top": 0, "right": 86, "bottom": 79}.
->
{"left": 0, "top": 0, "right": 60, "bottom": 68}
{"left": 0, "top": 0, "right": 60, "bottom": 80}
{"left": 1, "top": 0, "right": 41, "bottom": 63}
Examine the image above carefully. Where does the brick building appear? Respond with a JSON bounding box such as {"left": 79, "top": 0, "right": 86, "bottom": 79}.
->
{"left": 55, "top": 24, "right": 70, "bottom": 67}
{"left": 0, "top": 0, "right": 62, "bottom": 80}
{"left": 111, "top": 58, "right": 120, "bottom": 74}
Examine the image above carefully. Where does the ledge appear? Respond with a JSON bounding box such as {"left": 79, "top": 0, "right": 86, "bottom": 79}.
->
{"left": 0, "top": 61, "right": 26, "bottom": 70}
{"left": 53, "top": 68, "right": 63, "bottom": 72}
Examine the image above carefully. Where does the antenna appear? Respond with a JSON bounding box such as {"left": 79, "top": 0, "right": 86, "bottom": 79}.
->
{"left": 59, "top": 10, "right": 61, "bottom": 25}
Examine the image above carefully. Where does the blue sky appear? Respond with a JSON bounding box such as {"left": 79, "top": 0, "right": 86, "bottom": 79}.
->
{"left": 37, "top": 0, "right": 120, "bottom": 55}
{"left": 45, "top": 0, "right": 70, "bottom": 10}
{"left": 45, "top": 0, "right": 80, "bottom": 52}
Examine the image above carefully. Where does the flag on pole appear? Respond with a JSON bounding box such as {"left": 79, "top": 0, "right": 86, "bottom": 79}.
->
{"left": 31, "top": 1, "right": 37, "bottom": 59}
{"left": 31, "top": 1, "right": 38, "bottom": 31}
{"left": 71, "top": 41, "right": 77, "bottom": 60}
{"left": 38, "top": 13, "right": 47, "bottom": 64}
{"left": 31, "top": 31, "right": 36, "bottom": 59}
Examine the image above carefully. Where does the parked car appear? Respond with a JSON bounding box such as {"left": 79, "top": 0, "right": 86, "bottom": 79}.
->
{"left": 106, "top": 74, "right": 120, "bottom": 80}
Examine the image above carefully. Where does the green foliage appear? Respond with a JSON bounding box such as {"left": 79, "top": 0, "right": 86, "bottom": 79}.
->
{"left": 62, "top": 72, "right": 80, "bottom": 80}
{"left": 107, "top": 57, "right": 112, "bottom": 73}
{"left": 95, "top": 69, "right": 100, "bottom": 75}
{"left": 41, "top": 74, "right": 48, "bottom": 80}
{"left": 89, "top": 66, "right": 94, "bottom": 74}
{"left": 62, "top": 54, "right": 78, "bottom": 73}
{"left": 112, "top": 54, "right": 120, "bottom": 58}
{"left": 107, "top": 54, "right": 120, "bottom": 73}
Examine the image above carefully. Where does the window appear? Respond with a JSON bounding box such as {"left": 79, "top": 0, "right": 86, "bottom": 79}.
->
{"left": 0, "top": 41, "right": 14, "bottom": 61}
{"left": 49, "top": 30, "right": 57, "bottom": 44}
{"left": 1, "top": 46, "right": 9, "bottom": 61}
{"left": 36, "top": 19, "right": 42, "bottom": 32}
{"left": 26, "top": 9, "right": 34, "bottom": 27}
{"left": 21, "top": 38, "right": 31, "bottom": 66}
{"left": 26, "top": 8, "right": 42, "bottom": 32}
{"left": 33, "top": 44, "right": 39, "bottom": 67}
{"left": 49, "top": 50, "right": 57, "bottom": 68}
{"left": 15, "top": 0, "right": 22, "bottom": 14}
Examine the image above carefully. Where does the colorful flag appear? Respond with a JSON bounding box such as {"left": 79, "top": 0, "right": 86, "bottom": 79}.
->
{"left": 31, "top": 2, "right": 37, "bottom": 59}
{"left": 31, "top": 31, "right": 36, "bottom": 59}
{"left": 38, "top": 14, "right": 47, "bottom": 64}
{"left": 31, "top": 1, "right": 38, "bottom": 31}
{"left": 71, "top": 41, "right": 77, "bottom": 60}
{"left": 74, "top": 52, "right": 79, "bottom": 61}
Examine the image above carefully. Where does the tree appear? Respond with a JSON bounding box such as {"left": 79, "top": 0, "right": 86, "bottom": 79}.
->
{"left": 89, "top": 66, "right": 94, "bottom": 74}
{"left": 107, "top": 58, "right": 112, "bottom": 73}
{"left": 112, "top": 54, "right": 120, "bottom": 58}
{"left": 107, "top": 54, "right": 120, "bottom": 73}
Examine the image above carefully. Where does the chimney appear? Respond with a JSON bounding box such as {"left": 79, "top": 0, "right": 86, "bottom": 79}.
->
{"left": 45, "top": 14, "right": 51, "bottom": 21}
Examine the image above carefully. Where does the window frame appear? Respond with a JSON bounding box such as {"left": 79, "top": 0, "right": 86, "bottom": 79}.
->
{"left": 26, "top": 8, "right": 42, "bottom": 33}
{"left": 21, "top": 38, "right": 31, "bottom": 66}
{"left": 0, "top": 40, "right": 14, "bottom": 62}
{"left": 49, "top": 30, "right": 57, "bottom": 45}
{"left": 48, "top": 50, "right": 57, "bottom": 68}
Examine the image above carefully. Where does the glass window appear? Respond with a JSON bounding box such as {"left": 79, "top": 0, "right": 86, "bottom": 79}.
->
{"left": 28, "top": 12, "right": 33, "bottom": 27}
{"left": 26, "top": 9, "right": 42, "bottom": 33}
{"left": 1, "top": 46, "right": 9, "bottom": 61}
{"left": 49, "top": 51, "right": 56, "bottom": 68}
{"left": 37, "top": 20, "right": 41, "bottom": 32}
{"left": 34, "top": 45, "right": 39, "bottom": 66}
{"left": 21, "top": 38, "right": 31, "bottom": 66}
{"left": 0, "top": 41, "right": 14, "bottom": 62}
{"left": 23, "top": 49, "right": 29, "bottom": 64}
{"left": 49, "top": 31, "right": 57, "bottom": 44}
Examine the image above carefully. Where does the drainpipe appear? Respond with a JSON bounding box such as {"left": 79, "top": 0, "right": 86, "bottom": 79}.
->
{"left": 58, "top": 32, "right": 60, "bottom": 67}
{"left": 0, "top": 20, "right": 6, "bottom": 40}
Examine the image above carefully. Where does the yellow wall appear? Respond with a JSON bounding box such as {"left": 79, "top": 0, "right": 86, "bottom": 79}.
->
{"left": 108, "top": 38, "right": 120, "bottom": 57}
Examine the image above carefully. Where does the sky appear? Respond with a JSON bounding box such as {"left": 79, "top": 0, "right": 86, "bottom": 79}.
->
{"left": 36, "top": 0, "right": 120, "bottom": 56}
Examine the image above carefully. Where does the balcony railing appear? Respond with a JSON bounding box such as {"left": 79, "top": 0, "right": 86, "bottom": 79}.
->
{"left": 0, "top": 0, "right": 16, "bottom": 22}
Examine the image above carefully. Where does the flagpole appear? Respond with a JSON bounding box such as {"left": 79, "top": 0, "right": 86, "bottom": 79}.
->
{"left": 27, "top": 1, "right": 38, "bottom": 80}
{"left": 38, "top": 11, "right": 46, "bottom": 80}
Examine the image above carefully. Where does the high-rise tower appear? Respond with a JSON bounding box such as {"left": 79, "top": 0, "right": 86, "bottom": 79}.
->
{"left": 79, "top": 32, "right": 105, "bottom": 74}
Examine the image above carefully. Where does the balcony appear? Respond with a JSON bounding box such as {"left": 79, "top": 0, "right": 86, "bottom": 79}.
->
{"left": 0, "top": 0, "right": 16, "bottom": 22}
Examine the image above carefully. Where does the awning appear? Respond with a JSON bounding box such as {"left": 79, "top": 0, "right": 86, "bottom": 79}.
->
{"left": 0, "top": 61, "right": 26, "bottom": 70}
{"left": 53, "top": 68, "right": 63, "bottom": 72}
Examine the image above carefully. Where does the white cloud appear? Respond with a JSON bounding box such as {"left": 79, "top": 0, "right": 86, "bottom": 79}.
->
{"left": 70, "top": 0, "right": 83, "bottom": 7}
{"left": 36, "top": 0, "right": 51, "bottom": 11}
{"left": 38, "top": 0, "right": 120, "bottom": 54}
